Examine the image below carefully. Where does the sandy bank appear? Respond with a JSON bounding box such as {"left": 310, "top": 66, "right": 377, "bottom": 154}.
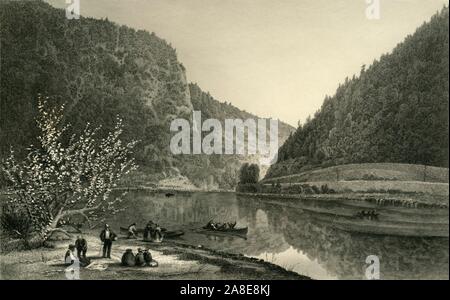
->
{"left": 0, "top": 232, "right": 309, "bottom": 280}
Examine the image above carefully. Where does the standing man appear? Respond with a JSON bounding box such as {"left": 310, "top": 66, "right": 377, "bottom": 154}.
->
{"left": 75, "top": 235, "right": 88, "bottom": 259}
{"left": 99, "top": 224, "right": 117, "bottom": 259}
{"left": 143, "top": 221, "right": 154, "bottom": 241}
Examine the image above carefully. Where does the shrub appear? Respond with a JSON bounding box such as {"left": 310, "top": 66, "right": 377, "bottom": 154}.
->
{"left": 320, "top": 184, "right": 336, "bottom": 194}
{"left": 236, "top": 183, "right": 262, "bottom": 193}
{"left": 1, "top": 204, "right": 33, "bottom": 240}
{"left": 387, "top": 189, "right": 404, "bottom": 194}
{"left": 283, "top": 185, "right": 303, "bottom": 194}
{"left": 311, "top": 185, "right": 321, "bottom": 194}
{"left": 301, "top": 185, "right": 314, "bottom": 194}
{"left": 239, "top": 163, "right": 260, "bottom": 184}
{"left": 321, "top": 184, "right": 329, "bottom": 193}
{"left": 262, "top": 183, "right": 282, "bottom": 194}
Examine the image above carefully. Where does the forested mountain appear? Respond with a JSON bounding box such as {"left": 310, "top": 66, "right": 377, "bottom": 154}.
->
{"left": 187, "top": 83, "right": 294, "bottom": 188}
{"left": 0, "top": 1, "right": 293, "bottom": 189}
{"left": 266, "top": 7, "right": 449, "bottom": 179}
{"left": 189, "top": 83, "right": 293, "bottom": 140}
{"left": 0, "top": 0, "right": 191, "bottom": 168}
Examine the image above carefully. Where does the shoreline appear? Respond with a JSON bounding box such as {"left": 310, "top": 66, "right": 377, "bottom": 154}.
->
{"left": 0, "top": 231, "right": 309, "bottom": 280}
{"left": 0, "top": 187, "right": 235, "bottom": 198}
{"left": 113, "top": 186, "right": 236, "bottom": 194}
{"left": 236, "top": 191, "right": 449, "bottom": 209}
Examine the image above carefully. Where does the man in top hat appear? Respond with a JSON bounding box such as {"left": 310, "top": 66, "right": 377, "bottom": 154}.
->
{"left": 99, "top": 224, "right": 117, "bottom": 259}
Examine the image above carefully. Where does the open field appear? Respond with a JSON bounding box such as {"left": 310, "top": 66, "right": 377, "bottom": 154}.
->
{"left": 237, "top": 192, "right": 449, "bottom": 208}
{"left": 261, "top": 163, "right": 449, "bottom": 197}
{"left": 264, "top": 163, "right": 449, "bottom": 183}
{"left": 267, "top": 181, "right": 449, "bottom": 196}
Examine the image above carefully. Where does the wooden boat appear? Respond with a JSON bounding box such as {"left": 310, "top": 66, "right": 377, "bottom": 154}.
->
{"left": 140, "top": 230, "right": 185, "bottom": 240}
{"left": 160, "top": 230, "right": 184, "bottom": 238}
{"left": 196, "top": 226, "right": 249, "bottom": 239}
{"left": 120, "top": 226, "right": 167, "bottom": 233}
{"left": 120, "top": 227, "right": 184, "bottom": 238}
{"left": 314, "top": 213, "right": 449, "bottom": 237}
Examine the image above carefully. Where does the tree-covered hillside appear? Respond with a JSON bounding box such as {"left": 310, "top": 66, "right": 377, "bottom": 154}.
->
{"left": 266, "top": 7, "right": 449, "bottom": 179}
{"left": 186, "top": 83, "right": 294, "bottom": 188}
{"left": 0, "top": 1, "right": 293, "bottom": 189}
{"left": 0, "top": 0, "right": 191, "bottom": 169}
{"left": 189, "top": 83, "right": 293, "bottom": 140}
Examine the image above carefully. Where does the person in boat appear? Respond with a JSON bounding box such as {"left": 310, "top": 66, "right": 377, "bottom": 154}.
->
{"left": 226, "top": 221, "right": 237, "bottom": 230}
{"left": 368, "top": 210, "right": 379, "bottom": 220}
{"left": 127, "top": 223, "right": 138, "bottom": 239}
{"left": 100, "top": 224, "right": 117, "bottom": 259}
{"left": 215, "top": 222, "right": 226, "bottom": 231}
{"left": 75, "top": 235, "right": 87, "bottom": 259}
{"left": 358, "top": 210, "right": 368, "bottom": 219}
{"left": 135, "top": 248, "right": 146, "bottom": 266}
{"left": 205, "top": 220, "right": 217, "bottom": 230}
{"left": 121, "top": 249, "right": 135, "bottom": 267}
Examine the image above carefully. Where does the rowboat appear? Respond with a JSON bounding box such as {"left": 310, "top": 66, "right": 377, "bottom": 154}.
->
{"left": 119, "top": 227, "right": 184, "bottom": 238}
{"left": 196, "top": 226, "right": 249, "bottom": 239}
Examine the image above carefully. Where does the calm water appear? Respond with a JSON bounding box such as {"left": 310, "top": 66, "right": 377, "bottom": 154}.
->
{"left": 107, "top": 191, "right": 449, "bottom": 280}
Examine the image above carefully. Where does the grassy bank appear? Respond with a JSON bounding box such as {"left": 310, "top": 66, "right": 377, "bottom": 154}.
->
{"left": 265, "top": 163, "right": 449, "bottom": 183}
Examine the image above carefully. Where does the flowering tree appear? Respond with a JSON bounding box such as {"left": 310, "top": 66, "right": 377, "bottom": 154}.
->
{"left": 2, "top": 98, "right": 137, "bottom": 240}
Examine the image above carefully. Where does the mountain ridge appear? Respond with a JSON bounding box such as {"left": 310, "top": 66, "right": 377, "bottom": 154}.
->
{"left": 0, "top": 0, "right": 294, "bottom": 189}
{"left": 266, "top": 7, "right": 449, "bottom": 179}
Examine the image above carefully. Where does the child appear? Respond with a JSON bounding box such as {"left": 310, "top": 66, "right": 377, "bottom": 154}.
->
{"left": 64, "top": 244, "right": 77, "bottom": 266}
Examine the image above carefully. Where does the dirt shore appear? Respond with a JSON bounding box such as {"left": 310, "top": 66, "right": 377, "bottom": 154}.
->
{"left": 0, "top": 232, "right": 309, "bottom": 280}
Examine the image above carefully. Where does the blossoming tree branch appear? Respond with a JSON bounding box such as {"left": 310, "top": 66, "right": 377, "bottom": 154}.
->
{"left": 2, "top": 97, "right": 138, "bottom": 240}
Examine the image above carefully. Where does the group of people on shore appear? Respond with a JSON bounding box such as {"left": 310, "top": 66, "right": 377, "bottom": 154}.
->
{"left": 121, "top": 248, "right": 158, "bottom": 267}
{"left": 127, "top": 220, "right": 163, "bottom": 242}
{"left": 65, "top": 223, "right": 162, "bottom": 268}
{"left": 65, "top": 235, "right": 90, "bottom": 267}
{"left": 356, "top": 210, "right": 379, "bottom": 220}
{"left": 65, "top": 224, "right": 118, "bottom": 267}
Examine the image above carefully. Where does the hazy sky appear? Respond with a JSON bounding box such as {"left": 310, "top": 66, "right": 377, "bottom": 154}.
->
{"left": 47, "top": 0, "right": 448, "bottom": 126}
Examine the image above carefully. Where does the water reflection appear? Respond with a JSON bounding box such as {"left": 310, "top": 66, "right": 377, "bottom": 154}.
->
{"left": 108, "top": 191, "right": 449, "bottom": 280}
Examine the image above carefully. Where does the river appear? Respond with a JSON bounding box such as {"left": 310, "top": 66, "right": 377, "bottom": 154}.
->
{"left": 106, "top": 191, "right": 449, "bottom": 280}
